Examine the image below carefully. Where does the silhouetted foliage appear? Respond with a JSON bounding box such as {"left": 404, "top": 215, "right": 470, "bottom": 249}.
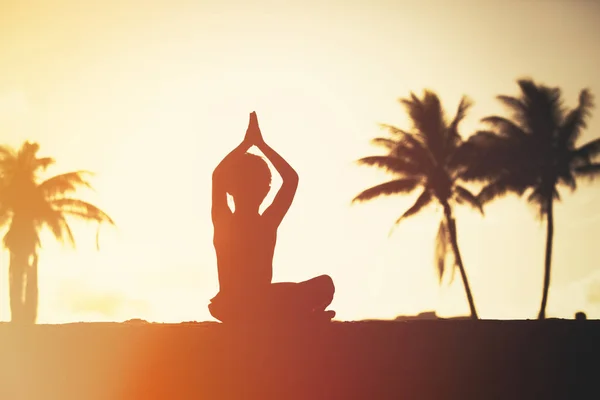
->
{"left": 353, "top": 91, "right": 481, "bottom": 319}
{"left": 461, "top": 79, "right": 600, "bottom": 319}
{"left": 0, "top": 141, "right": 115, "bottom": 323}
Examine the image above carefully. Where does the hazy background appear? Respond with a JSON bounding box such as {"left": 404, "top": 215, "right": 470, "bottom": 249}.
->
{"left": 0, "top": 0, "right": 599, "bottom": 322}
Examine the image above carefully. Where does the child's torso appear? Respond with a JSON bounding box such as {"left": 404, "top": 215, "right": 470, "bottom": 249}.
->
{"left": 213, "top": 213, "right": 277, "bottom": 294}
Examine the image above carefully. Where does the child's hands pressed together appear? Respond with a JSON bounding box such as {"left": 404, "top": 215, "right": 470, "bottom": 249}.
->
{"left": 244, "top": 111, "right": 265, "bottom": 147}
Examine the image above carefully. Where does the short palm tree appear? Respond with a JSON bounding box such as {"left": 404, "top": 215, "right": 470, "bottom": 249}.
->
{"left": 0, "top": 141, "right": 115, "bottom": 323}
{"left": 352, "top": 90, "right": 482, "bottom": 319}
{"left": 462, "top": 79, "right": 600, "bottom": 319}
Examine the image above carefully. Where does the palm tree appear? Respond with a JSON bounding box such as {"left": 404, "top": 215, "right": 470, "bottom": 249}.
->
{"left": 462, "top": 79, "right": 600, "bottom": 319}
{"left": 352, "top": 90, "right": 482, "bottom": 319}
{"left": 0, "top": 141, "right": 115, "bottom": 323}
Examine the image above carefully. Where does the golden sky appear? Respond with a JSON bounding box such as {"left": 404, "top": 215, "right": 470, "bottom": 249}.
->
{"left": 1, "top": 0, "right": 599, "bottom": 322}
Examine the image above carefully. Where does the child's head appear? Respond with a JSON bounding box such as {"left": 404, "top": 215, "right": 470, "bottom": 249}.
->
{"left": 226, "top": 152, "right": 272, "bottom": 210}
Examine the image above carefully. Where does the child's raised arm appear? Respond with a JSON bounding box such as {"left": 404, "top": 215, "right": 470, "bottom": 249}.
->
{"left": 211, "top": 118, "right": 254, "bottom": 223}
{"left": 250, "top": 115, "right": 299, "bottom": 227}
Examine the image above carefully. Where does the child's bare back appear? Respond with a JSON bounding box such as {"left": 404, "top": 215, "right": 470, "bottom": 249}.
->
{"left": 213, "top": 211, "right": 276, "bottom": 294}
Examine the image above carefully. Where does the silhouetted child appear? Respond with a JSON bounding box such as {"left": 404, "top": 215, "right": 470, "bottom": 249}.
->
{"left": 208, "top": 112, "right": 335, "bottom": 324}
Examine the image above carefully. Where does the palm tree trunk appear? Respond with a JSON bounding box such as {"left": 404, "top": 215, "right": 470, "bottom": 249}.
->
{"left": 443, "top": 202, "right": 479, "bottom": 319}
{"left": 24, "top": 253, "right": 39, "bottom": 324}
{"left": 8, "top": 253, "right": 25, "bottom": 323}
{"left": 538, "top": 198, "right": 554, "bottom": 320}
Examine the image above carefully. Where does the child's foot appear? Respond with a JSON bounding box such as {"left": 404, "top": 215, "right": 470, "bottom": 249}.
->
{"left": 310, "top": 309, "right": 335, "bottom": 323}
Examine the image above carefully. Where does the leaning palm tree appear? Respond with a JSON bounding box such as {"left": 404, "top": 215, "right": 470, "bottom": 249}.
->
{"left": 352, "top": 90, "right": 482, "bottom": 319}
{"left": 0, "top": 141, "right": 115, "bottom": 323}
{"left": 462, "top": 79, "right": 600, "bottom": 319}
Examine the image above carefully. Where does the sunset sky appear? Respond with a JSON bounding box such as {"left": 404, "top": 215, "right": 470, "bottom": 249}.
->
{"left": 0, "top": 0, "right": 599, "bottom": 323}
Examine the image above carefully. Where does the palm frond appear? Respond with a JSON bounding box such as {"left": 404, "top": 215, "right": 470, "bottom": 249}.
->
{"left": 462, "top": 130, "right": 507, "bottom": 149}
{"left": 34, "top": 157, "right": 55, "bottom": 171}
{"left": 435, "top": 218, "right": 450, "bottom": 284}
{"left": 478, "top": 175, "right": 526, "bottom": 204}
{"left": 496, "top": 95, "right": 527, "bottom": 116}
{"left": 454, "top": 185, "right": 483, "bottom": 214}
{"left": 400, "top": 90, "right": 446, "bottom": 161}
{"left": 557, "top": 167, "right": 576, "bottom": 191}
{"left": 370, "top": 137, "right": 398, "bottom": 151}
{"left": 397, "top": 135, "right": 437, "bottom": 170}
{"left": 448, "top": 96, "right": 473, "bottom": 136}
{"left": 381, "top": 125, "right": 438, "bottom": 168}
{"left": 0, "top": 145, "right": 16, "bottom": 160}
{"left": 518, "top": 80, "right": 564, "bottom": 139}
{"left": 399, "top": 91, "right": 434, "bottom": 130}
{"left": 443, "top": 96, "right": 472, "bottom": 164}
{"left": 517, "top": 79, "right": 542, "bottom": 101}
{"left": 575, "top": 163, "right": 600, "bottom": 180}
{"left": 456, "top": 131, "right": 521, "bottom": 182}
{"left": 39, "top": 171, "right": 94, "bottom": 199}
{"left": 480, "top": 116, "right": 528, "bottom": 139}
{"left": 61, "top": 216, "right": 76, "bottom": 248}
{"left": 352, "top": 178, "right": 421, "bottom": 203}
{"left": 50, "top": 198, "right": 115, "bottom": 225}
{"left": 356, "top": 156, "right": 423, "bottom": 177}
{"left": 376, "top": 127, "right": 437, "bottom": 172}
{"left": 42, "top": 209, "right": 76, "bottom": 247}
{"left": 17, "top": 142, "right": 55, "bottom": 172}
{"left": 450, "top": 130, "right": 498, "bottom": 173}
{"left": 573, "top": 138, "right": 600, "bottom": 164}
{"left": 494, "top": 94, "right": 530, "bottom": 136}
{"left": 0, "top": 146, "right": 19, "bottom": 178}
{"left": 59, "top": 209, "right": 113, "bottom": 250}
{"left": 95, "top": 224, "right": 102, "bottom": 250}
{"left": 388, "top": 189, "right": 433, "bottom": 236}
{"left": 378, "top": 124, "right": 413, "bottom": 139}
{"left": 18, "top": 141, "right": 40, "bottom": 159}
{"left": 559, "top": 89, "right": 594, "bottom": 148}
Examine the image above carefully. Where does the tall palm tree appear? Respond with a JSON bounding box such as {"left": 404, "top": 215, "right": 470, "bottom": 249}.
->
{"left": 352, "top": 90, "right": 482, "bottom": 319}
{"left": 0, "top": 141, "right": 115, "bottom": 323}
{"left": 462, "top": 79, "right": 600, "bottom": 319}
